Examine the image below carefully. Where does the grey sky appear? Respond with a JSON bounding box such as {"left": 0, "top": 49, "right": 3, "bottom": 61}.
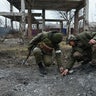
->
{"left": 89, "top": 0, "right": 96, "bottom": 22}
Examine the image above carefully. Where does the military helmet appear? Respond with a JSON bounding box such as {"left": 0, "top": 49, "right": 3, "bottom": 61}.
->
{"left": 52, "top": 33, "right": 63, "bottom": 43}
{"left": 68, "top": 35, "right": 77, "bottom": 41}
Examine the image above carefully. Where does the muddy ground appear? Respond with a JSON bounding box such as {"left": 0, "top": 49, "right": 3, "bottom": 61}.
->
{"left": 0, "top": 38, "right": 96, "bottom": 96}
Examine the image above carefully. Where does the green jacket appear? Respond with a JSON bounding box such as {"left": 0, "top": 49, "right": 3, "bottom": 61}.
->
{"left": 28, "top": 31, "right": 63, "bottom": 68}
{"left": 66, "top": 31, "right": 96, "bottom": 70}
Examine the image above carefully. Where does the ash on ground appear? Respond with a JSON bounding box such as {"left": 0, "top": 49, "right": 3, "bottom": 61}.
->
{"left": 0, "top": 38, "right": 96, "bottom": 96}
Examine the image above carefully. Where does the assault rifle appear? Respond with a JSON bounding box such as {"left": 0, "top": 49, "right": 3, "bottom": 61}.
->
{"left": 22, "top": 50, "right": 31, "bottom": 65}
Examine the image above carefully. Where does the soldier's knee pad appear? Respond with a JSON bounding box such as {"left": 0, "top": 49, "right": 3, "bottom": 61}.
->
{"left": 33, "top": 47, "right": 43, "bottom": 64}
{"left": 33, "top": 47, "right": 42, "bottom": 56}
{"left": 33, "top": 47, "right": 42, "bottom": 58}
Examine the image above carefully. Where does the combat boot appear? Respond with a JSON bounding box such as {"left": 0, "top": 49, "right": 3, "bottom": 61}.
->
{"left": 81, "top": 58, "right": 92, "bottom": 65}
{"left": 38, "top": 62, "right": 47, "bottom": 75}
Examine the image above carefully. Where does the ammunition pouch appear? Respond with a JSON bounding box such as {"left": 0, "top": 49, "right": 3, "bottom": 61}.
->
{"left": 38, "top": 42, "right": 53, "bottom": 54}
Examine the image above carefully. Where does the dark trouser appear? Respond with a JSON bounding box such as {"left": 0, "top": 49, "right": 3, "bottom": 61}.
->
{"left": 33, "top": 47, "right": 53, "bottom": 66}
{"left": 33, "top": 47, "right": 53, "bottom": 74}
{"left": 73, "top": 47, "right": 92, "bottom": 64}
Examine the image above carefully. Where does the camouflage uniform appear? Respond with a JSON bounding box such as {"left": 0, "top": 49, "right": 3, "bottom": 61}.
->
{"left": 28, "top": 31, "right": 63, "bottom": 74}
{"left": 66, "top": 31, "right": 96, "bottom": 70}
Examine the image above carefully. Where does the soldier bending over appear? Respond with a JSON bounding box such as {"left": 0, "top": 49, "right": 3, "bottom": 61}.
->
{"left": 62, "top": 31, "right": 96, "bottom": 76}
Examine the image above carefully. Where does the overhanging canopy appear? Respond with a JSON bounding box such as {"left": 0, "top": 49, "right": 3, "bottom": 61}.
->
{"left": 7, "top": 0, "right": 85, "bottom": 11}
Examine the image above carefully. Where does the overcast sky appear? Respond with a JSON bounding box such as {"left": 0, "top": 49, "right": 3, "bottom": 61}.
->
{"left": 89, "top": 0, "right": 96, "bottom": 22}
{"left": 0, "top": 0, "right": 96, "bottom": 27}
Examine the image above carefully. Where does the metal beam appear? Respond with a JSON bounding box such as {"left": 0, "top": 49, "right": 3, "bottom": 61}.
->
{"left": 37, "top": 19, "right": 66, "bottom": 22}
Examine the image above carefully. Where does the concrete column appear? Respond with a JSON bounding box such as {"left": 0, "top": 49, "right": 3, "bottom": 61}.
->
{"left": 37, "top": 23, "right": 39, "bottom": 33}
{"left": 74, "top": 9, "right": 79, "bottom": 34}
{"left": 21, "top": 0, "right": 26, "bottom": 33}
{"left": 84, "top": 0, "right": 89, "bottom": 31}
{"left": 10, "top": 4, "right": 13, "bottom": 29}
{"left": 42, "top": 9, "right": 45, "bottom": 31}
{"left": 27, "top": 4, "right": 32, "bottom": 38}
{"left": 60, "top": 21, "right": 63, "bottom": 32}
{"left": 5, "top": 18, "right": 7, "bottom": 28}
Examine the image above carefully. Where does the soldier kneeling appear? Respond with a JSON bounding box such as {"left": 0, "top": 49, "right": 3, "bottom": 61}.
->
{"left": 28, "top": 30, "right": 64, "bottom": 75}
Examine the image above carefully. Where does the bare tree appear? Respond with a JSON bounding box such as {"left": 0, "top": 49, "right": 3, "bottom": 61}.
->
{"left": 59, "top": 10, "right": 75, "bottom": 36}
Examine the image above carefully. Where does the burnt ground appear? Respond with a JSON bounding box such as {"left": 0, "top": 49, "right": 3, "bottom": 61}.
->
{"left": 0, "top": 40, "right": 96, "bottom": 96}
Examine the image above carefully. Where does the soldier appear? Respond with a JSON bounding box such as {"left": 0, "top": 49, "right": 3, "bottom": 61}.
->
{"left": 62, "top": 31, "right": 96, "bottom": 76}
{"left": 27, "top": 30, "right": 64, "bottom": 75}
